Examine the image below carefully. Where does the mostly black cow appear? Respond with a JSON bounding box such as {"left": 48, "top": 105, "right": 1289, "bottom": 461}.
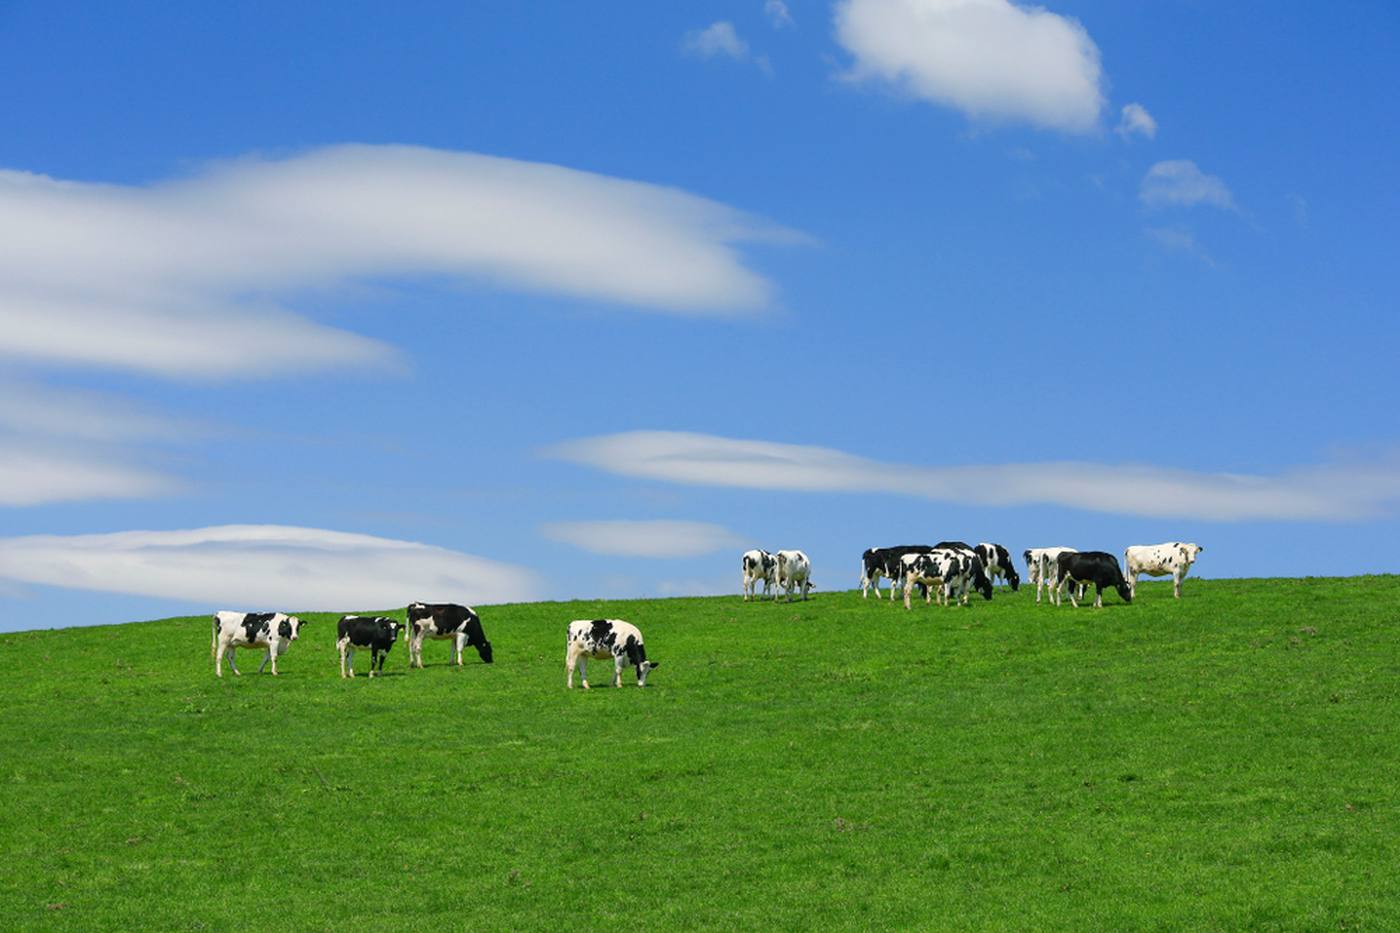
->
{"left": 565, "top": 619, "right": 659, "bottom": 688}
{"left": 211, "top": 611, "right": 306, "bottom": 678}
{"left": 405, "top": 602, "right": 493, "bottom": 668}
{"left": 861, "top": 545, "right": 934, "bottom": 599}
{"left": 336, "top": 615, "right": 402, "bottom": 678}
{"left": 1054, "top": 551, "right": 1132, "bottom": 608}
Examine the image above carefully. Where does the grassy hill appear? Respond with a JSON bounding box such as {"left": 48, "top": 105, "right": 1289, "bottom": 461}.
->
{"left": 2, "top": 577, "right": 1398, "bottom": 930}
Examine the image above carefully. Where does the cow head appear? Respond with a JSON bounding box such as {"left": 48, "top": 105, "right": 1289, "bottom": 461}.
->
{"left": 970, "top": 559, "right": 993, "bottom": 601}
{"left": 278, "top": 614, "right": 305, "bottom": 641}
{"left": 638, "top": 660, "right": 660, "bottom": 686}
{"left": 462, "top": 613, "right": 493, "bottom": 663}
{"left": 1117, "top": 582, "right": 1133, "bottom": 603}
{"left": 1180, "top": 543, "right": 1203, "bottom": 564}
{"left": 384, "top": 620, "right": 402, "bottom": 645}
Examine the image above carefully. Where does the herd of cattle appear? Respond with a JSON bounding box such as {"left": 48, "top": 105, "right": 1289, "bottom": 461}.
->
{"left": 743, "top": 541, "right": 1204, "bottom": 610}
{"left": 210, "top": 601, "right": 657, "bottom": 688}
{"left": 207, "top": 541, "right": 1202, "bottom": 686}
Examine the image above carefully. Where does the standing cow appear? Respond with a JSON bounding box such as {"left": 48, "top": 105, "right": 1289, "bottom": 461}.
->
{"left": 211, "top": 611, "right": 306, "bottom": 677}
{"left": 1053, "top": 552, "right": 1132, "bottom": 608}
{"left": 1024, "top": 547, "right": 1080, "bottom": 604}
{"left": 775, "top": 550, "right": 812, "bottom": 602}
{"left": 566, "top": 619, "right": 659, "bottom": 688}
{"left": 902, "top": 549, "right": 993, "bottom": 609}
{"left": 741, "top": 549, "right": 778, "bottom": 601}
{"left": 1124, "top": 542, "right": 1204, "bottom": 599}
{"left": 861, "top": 545, "right": 933, "bottom": 600}
{"left": 975, "top": 542, "right": 1020, "bottom": 591}
{"left": 336, "top": 615, "right": 402, "bottom": 678}
{"left": 405, "top": 602, "right": 493, "bottom": 668}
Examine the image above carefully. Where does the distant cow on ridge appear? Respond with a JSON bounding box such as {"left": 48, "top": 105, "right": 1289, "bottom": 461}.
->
{"left": 211, "top": 611, "right": 306, "bottom": 678}
{"left": 1124, "top": 543, "right": 1204, "bottom": 599}
{"left": 405, "top": 602, "right": 493, "bottom": 668}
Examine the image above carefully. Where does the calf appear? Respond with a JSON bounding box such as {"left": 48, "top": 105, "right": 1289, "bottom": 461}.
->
{"left": 775, "top": 549, "right": 812, "bottom": 601}
{"left": 1024, "top": 547, "right": 1079, "bottom": 604}
{"left": 566, "top": 619, "right": 659, "bottom": 688}
{"left": 741, "top": 549, "right": 778, "bottom": 601}
{"left": 405, "top": 602, "right": 493, "bottom": 668}
{"left": 1054, "top": 551, "right": 1132, "bottom": 608}
{"left": 211, "top": 611, "right": 306, "bottom": 677}
{"left": 861, "top": 545, "right": 933, "bottom": 599}
{"left": 336, "top": 615, "right": 402, "bottom": 678}
{"left": 1125, "top": 542, "right": 1204, "bottom": 599}
{"left": 975, "top": 542, "right": 1020, "bottom": 591}
{"left": 902, "top": 549, "right": 993, "bottom": 609}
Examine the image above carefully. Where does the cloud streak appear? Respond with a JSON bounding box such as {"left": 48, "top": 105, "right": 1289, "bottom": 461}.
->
{"left": 1140, "top": 160, "right": 1235, "bottom": 210}
{"left": 1116, "top": 102, "right": 1157, "bottom": 139}
{"left": 0, "top": 145, "right": 795, "bottom": 379}
{"left": 541, "top": 519, "right": 745, "bottom": 558}
{"left": 0, "top": 524, "right": 538, "bottom": 609}
{"left": 834, "top": 0, "right": 1105, "bottom": 133}
{"left": 547, "top": 431, "right": 1400, "bottom": 522}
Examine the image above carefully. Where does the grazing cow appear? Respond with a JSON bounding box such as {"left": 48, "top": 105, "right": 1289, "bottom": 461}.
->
{"left": 975, "top": 542, "right": 1020, "bottom": 591}
{"left": 210, "top": 611, "right": 306, "bottom": 678}
{"left": 336, "top": 615, "right": 402, "bottom": 678}
{"left": 566, "top": 619, "right": 659, "bottom": 689}
{"left": 405, "top": 602, "right": 493, "bottom": 668}
{"left": 1054, "top": 551, "right": 1132, "bottom": 608}
{"left": 901, "top": 549, "right": 993, "bottom": 609}
{"left": 1124, "top": 542, "right": 1204, "bottom": 599}
{"left": 1024, "top": 547, "right": 1079, "bottom": 604}
{"left": 861, "top": 545, "right": 933, "bottom": 599}
{"left": 774, "top": 550, "right": 812, "bottom": 601}
{"left": 741, "top": 549, "right": 778, "bottom": 601}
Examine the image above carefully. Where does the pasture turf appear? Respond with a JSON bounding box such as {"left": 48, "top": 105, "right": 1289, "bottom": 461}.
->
{"left": 2, "top": 577, "right": 1398, "bottom": 930}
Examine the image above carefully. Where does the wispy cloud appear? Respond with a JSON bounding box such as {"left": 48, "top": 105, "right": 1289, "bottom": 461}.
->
{"left": 683, "top": 21, "right": 772, "bottom": 72}
{"left": 833, "top": 0, "right": 1105, "bottom": 133}
{"left": 0, "top": 380, "right": 191, "bottom": 506}
{"left": 765, "top": 0, "right": 794, "bottom": 29}
{"left": 1140, "top": 160, "right": 1235, "bottom": 210}
{"left": 541, "top": 519, "right": 745, "bottom": 558}
{"left": 0, "top": 524, "right": 538, "bottom": 609}
{"left": 1144, "top": 226, "right": 1216, "bottom": 266}
{"left": 0, "top": 145, "right": 797, "bottom": 379}
{"left": 547, "top": 431, "right": 1400, "bottom": 522}
{"left": 1116, "top": 102, "right": 1157, "bottom": 140}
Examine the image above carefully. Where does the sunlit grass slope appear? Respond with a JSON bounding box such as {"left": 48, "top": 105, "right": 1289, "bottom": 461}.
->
{"left": 2, "top": 577, "right": 1398, "bottom": 930}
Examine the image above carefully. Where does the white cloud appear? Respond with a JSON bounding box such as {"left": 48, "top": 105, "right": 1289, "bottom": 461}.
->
{"left": 547, "top": 431, "right": 1400, "bottom": 522}
{"left": 765, "top": 0, "right": 795, "bottom": 28}
{"left": 1116, "top": 102, "right": 1157, "bottom": 139}
{"left": 833, "top": 0, "right": 1105, "bottom": 133}
{"left": 0, "top": 524, "right": 538, "bottom": 609}
{"left": 683, "top": 21, "right": 772, "bottom": 72}
{"left": 1140, "top": 160, "right": 1235, "bottom": 210}
{"left": 1144, "top": 226, "right": 1215, "bottom": 266}
{"left": 541, "top": 519, "right": 745, "bottom": 558}
{"left": 0, "top": 444, "right": 180, "bottom": 506}
{"left": 0, "top": 381, "right": 191, "bottom": 506}
{"left": 685, "top": 21, "right": 751, "bottom": 60}
{"left": 0, "top": 145, "right": 794, "bottom": 379}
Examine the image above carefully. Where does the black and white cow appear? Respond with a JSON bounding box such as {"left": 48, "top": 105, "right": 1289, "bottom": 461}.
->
{"left": 861, "top": 545, "right": 933, "bottom": 600}
{"left": 565, "top": 619, "right": 659, "bottom": 689}
{"left": 741, "top": 549, "right": 778, "bottom": 601}
{"left": 336, "top": 615, "right": 402, "bottom": 678}
{"left": 1054, "top": 551, "right": 1132, "bottom": 608}
{"left": 775, "top": 550, "right": 812, "bottom": 601}
{"left": 405, "top": 602, "right": 493, "bottom": 668}
{"left": 211, "top": 611, "right": 306, "bottom": 677}
{"left": 974, "top": 543, "right": 1020, "bottom": 591}
{"left": 1024, "top": 546, "right": 1079, "bottom": 604}
{"left": 901, "top": 549, "right": 993, "bottom": 609}
{"left": 1124, "top": 542, "right": 1204, "bottom": 599}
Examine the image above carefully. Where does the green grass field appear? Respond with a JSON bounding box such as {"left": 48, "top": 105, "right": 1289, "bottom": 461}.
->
{"left": 2, "top": 577, "right": 1398, "bottom": 930}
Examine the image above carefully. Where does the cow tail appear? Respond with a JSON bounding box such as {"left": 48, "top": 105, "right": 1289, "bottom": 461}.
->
{"left": 210, "top": 616, "right": 219, "bottom": 657}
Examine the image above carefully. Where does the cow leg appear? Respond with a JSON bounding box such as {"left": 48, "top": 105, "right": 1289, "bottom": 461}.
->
{"left": 1094, "top": 585, "right": 1104, "bottom": 609}
{"left": 1066, "top": 580, "right": 1079, "bottom": 608}
{"left": 1174, "top": 571, "right": 1182, "bottom": 599}
{"left": 566, "top": 648, "right": 577, "bottom": 688}
{"left": 613, "top": 655, "right": 625, "bottom": 688}
{"left": 369, "top": 648, "right": 379, "bottom": 678}
{"left": 227, "top": 647, "right": 242, "bottom": 676}
{"left": 903, "top": 578, "right": 914, "bottom": 610}
{"left": 262, "top": 645, "right": 278, "bottom": 676}
{"left": 579, "top": 655, "right": 589, "bottom": 690}
{"left": 801, "top": 581, "right": 810, "bottom": 601}
{"left": 215, "top": 640, "right": 224, "bottom": 678}
{"left": 339, "top": 641, "right": 347, "bottom": 678}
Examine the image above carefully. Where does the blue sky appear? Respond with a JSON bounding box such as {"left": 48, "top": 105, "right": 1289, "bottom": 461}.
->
{"left": 2, "top": 0, "right": 1398, "bottom": 630}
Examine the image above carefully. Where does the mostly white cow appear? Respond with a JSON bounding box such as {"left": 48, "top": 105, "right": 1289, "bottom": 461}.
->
{"left": 336, "top": 615, "right": 402, "bottom": 678}
{"left": 902, "top": 549, "right": 993, "bottom": 609}
{"left": 1124, "top": 542, "right": 1204, "bottom": 599}
{"left": 565, "top": 619, "right": 659, "bottom": 688}
{"left": 741, "top": 549, "right": 778, "bottom": 601}
{"left": 861, "top": 545, "right": 932, "bottom": 600}
{"left": 775, "top": 550, "right": 812, "bottom": 601}
{"left": 1054, "top": 552, "right": 1132, "bottom": 608}
{"left": 211, "top": 611, "right": 306, "bottom": 677}
{"left": 1024, "top": 547, "right": 1079, "bottom": 604}
{"left": 405, "top": 602, "right": 493, "bottom": 668}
